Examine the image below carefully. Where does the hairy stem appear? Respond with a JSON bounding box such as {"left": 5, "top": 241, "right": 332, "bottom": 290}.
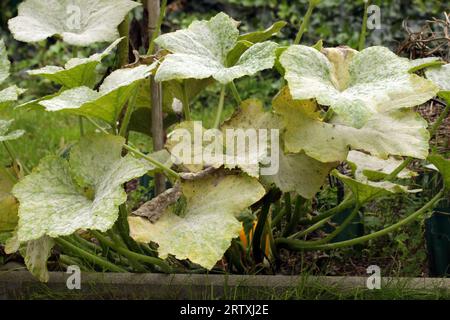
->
{"left": 294, "top": 0, "right": 319, "bottom": 45}
{"left": 55, "top": 238, "right": 128, "bottom": 273}
{"left": 92, "top": 231, "right": 172, "bottom": 273}
{"left": 181, "top": 81, "right": 191, "bottom": 121}
{"left": 84, "top": 117, "right": 180, "bottom": 179}
{"left": 214, "top": 85, "right": 227, "bottom": 129}
{"left": 119, "top": 86, "right": 140, "bottom": 137}
{"left": 229, "top": 81, "right": 242, "bottom": 105}
{"left": 277, "top": 190, "right": 443, "bottom": 251}
{"left": 358, "top": 0, "right": 370, "bottom": 51}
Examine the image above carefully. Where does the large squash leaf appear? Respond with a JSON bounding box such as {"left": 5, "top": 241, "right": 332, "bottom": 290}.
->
{"left": 154, "top": 13, "right": 278, "bottom": 84}
{"left": 280, "top": 45, "right": 438, "bottom": 128}
{"left": 273, "top": 87, "right": 429, "bottom": 163}
{"left": 28, "top": 38, "right": 123, "bottom": 88}
{"left": 12, "top": 134, "right": 155, "bottom": 243}
{"left": 129, "top": 172, "right": 265, "bottom": 269}
{"left": 8, "top": 0, "right": 140, "bottom": 46}
{"left": 38, "top": 64, "right": 155, "bottom": 124}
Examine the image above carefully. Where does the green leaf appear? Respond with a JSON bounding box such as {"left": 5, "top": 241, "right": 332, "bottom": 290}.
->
{"left": 427, "top": 154, "right": 450, "bottom": 190}
{"left": 28, "top": 38, "right": 123, "bottom": 88}
{"left": 23, "top": 236, "right": 54, "bottom": 283}
{"left": 8, "top": 0, "right": 140, "bottom": 46}
{"left": 347, "top": 150, "right": 416, "bottom": 181}
{"left": 129, "top": 172, "right": 266, "bottom": 269}
{"left": 238, "top": 21, "right": 287, "bottom": 43}
{"left": 332, "top": 170, "right": 418, "bottom": 204}
{"left": 280, "top": 45, "right": 438, "bottom": 128}
{"left": 425, "top": 63, "right": 450, "bottom": 94}
{"left": 12, "top": 134, "right": 155, "bottom": 243}
{"left": 273, "top": 87, "right": 430, "bottom": 163}
{"left": 0, "top": 119, "right": 25, "bottom": 142}
{"left": 38, "top": 64, "right": 155, "bottom": 124}
{"left": 154, "top": 13, "right": 278, "bottom": 84}
{"left": 0, "top": 168, "right": 18, "bottom": 233}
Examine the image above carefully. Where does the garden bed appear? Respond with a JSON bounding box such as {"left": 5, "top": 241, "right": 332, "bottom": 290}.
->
{"left": 1, "top": 271, "right": 450, "bottom": 300}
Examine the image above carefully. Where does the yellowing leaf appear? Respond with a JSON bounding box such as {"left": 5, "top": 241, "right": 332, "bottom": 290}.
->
{"left": 280, "top": 45, "right": 438, "bottom": 128}
{"left": 129, "top": 173, "right": 265, "bottom": 269}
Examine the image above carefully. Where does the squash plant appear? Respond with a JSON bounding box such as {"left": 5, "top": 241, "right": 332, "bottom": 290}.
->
{"left": 0, "top": 0, "right": 450, "bottom": 281}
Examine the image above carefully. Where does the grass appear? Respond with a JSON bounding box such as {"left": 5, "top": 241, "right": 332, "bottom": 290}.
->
{"left": 3, "top": 273, "right": 449, "bottom": 300}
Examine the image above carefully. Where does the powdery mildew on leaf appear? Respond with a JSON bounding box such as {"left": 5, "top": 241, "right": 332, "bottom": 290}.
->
{"left": 13, "top": 134, "right": 154, "bottom": 243}
{"left": 280, "top": 45, "right": 438, "bottom": 128}
{"left": 28, "top": 38, "right": 123, "bottom": 88}
{"left": 129, "top": 173, "right": 266, "bottom": 270}
{"left": 38, "top": 64, "right": 155, "bottom": 124}
{"left": 273, "top": 88, "right": 430, "bottom": 163}
{"left": 154, "top": 13, "right": 278, "bottom": 84}
{"left": 8, "top": 0, "right": 140, "bottom": 46}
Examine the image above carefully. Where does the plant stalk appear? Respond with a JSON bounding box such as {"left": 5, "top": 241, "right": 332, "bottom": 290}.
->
{"left": 358, "top": 0, "right": 370, "bottom": 51}
{"left": 214, "top": 85, "right": 226, "bottom": 129}
{"left": 294, "top": 0, "right": 319, "bottom": 45}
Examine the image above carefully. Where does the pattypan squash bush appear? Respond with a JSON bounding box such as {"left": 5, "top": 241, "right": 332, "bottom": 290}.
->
{"left": 0, "top": 0, "right": 449, "bottom": 281}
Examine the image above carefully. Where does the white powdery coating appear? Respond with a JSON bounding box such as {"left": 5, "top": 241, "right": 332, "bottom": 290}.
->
{"left": 13, "top": 135, "right": 154, "bottom": 243}
{"left": 8, "top": 0, "right": 140, "bottom": 46}
{"left": 280, "top": 45, "right": 439, "bottom": 128}
{"left": 129, "top": 174, "right": 265, "bottom": 270}
{"left": 154, "top": 13, "right": 278, "bottom": 84}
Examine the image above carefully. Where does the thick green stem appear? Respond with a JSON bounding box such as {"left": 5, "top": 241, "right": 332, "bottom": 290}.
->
{"left": 84, "top": 117, "right": 180, "bottom": 180}
{"left": 147, "top": 0, "right": 168, "bottom": 55}
{"left": 55, "top": 238, "right": 128, "bottom": 273}
{"left": 214, "top": 85, "right": 226, "bottom": 129}
{"left": 92, "top": 231, "right": 172, "bottom": 273}
{"left": 283, "top": 196, "right": 307, "bottom": 237}
{"left": 252, "top": 196, "right": 272, "bottom": 263}
{"left": 228, "top": 81, "right": 242, "bottom": 105}
{"left": 289, "top": 215, "right": 331, "bottom": 239}
{"left": 106, "top": 229, "right": 148, "bottom": 272}
{"left": 181, "top": 81, "right": 191, "bottom": 121}
{"left": 277, "top": 190, "right": 443, "bottom": 251}
{"left": 294, "top": 0, "right": 319, "bottom": 45}
{"left": 358, "top": 0, "right": 370, "bottom": 51}
{"left": 285, "top": 205, "right": 361, "bottom": 247}
{"left": 298, "top": 193, "right": 354, "bottom": 225}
